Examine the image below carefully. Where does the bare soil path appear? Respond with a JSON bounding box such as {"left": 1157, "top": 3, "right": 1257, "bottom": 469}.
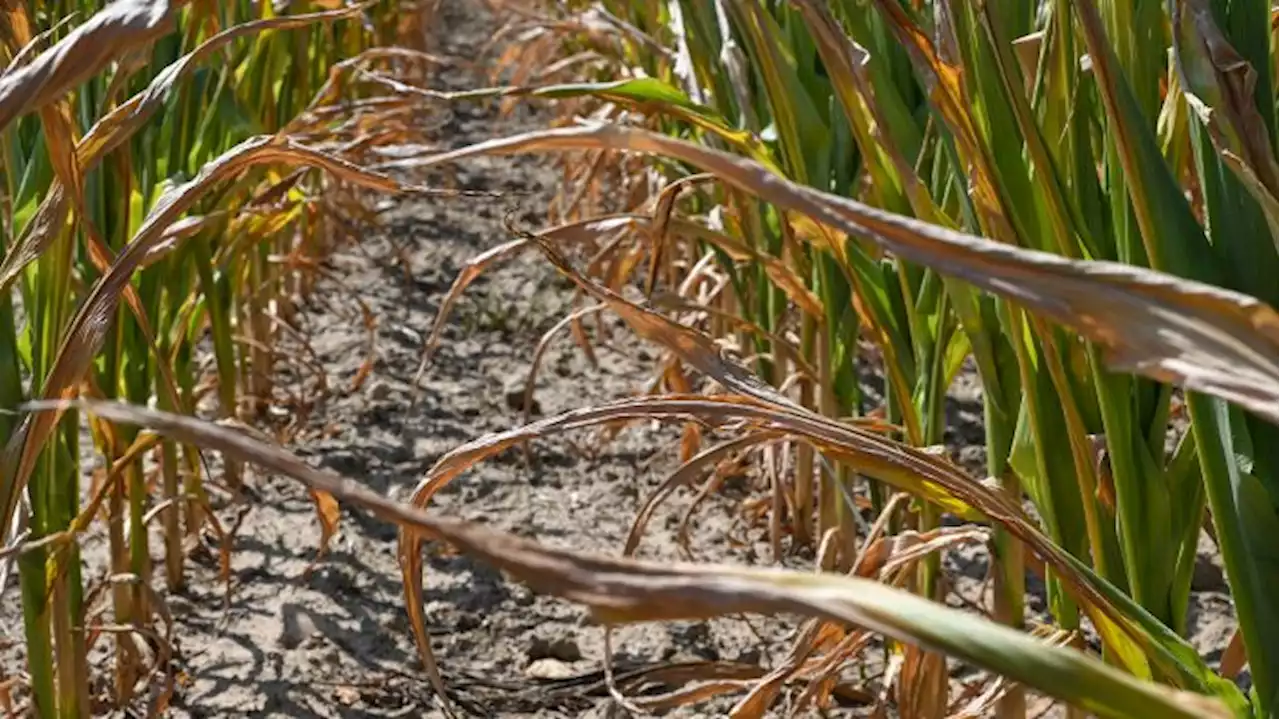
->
{"left": 164, "top": 3, "right": 795, "bottom": 716}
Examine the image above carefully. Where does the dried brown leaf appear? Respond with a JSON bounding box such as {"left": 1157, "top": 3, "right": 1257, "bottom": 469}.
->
{"left": 0, "top": 2, "right": 372, "bottom": 296}
{"left": 26, "top": 399, "right": 1232, "bottom": 719}
{"left": 1219, "top": 628, "right": 1247, "bottom": 680}
{"left": 0, "top": 136, "right": 416, "bottom": 555}
{"left": 390, "top": 123, "right": 1278, "bottom": 422}
{"left": 1171, "top": 0, "right": 1278, "bottom": 197}
{"left": 307, "top": 489, "right": 341, "bottom": 572}
{"left": 0, "top": 0, "right": 175, "bottom": 134}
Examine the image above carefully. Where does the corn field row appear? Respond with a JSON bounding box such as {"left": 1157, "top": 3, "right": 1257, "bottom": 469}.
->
{"left": 0, "top": 0, "right": 1275, "bottom": 718}
{"left": 0, "top": 0, "right": 439, "bottom": 713}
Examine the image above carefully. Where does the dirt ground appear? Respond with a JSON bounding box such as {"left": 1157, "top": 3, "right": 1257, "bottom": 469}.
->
{"left": 164, "top": 5, "right": 803, "bottom": 716}
{"left": 0, "top": 1, "right": 1241, "bottom": 717}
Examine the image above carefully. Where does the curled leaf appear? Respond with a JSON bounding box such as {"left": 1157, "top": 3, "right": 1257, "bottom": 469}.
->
{"left": 0, "top": 0, "right": 175, "bottom": 134}
{"left": 385, "top": 123, "right": 1279, "bottom": 422}
{"left": 30, "top": 399, "right": 1233, "bottom": 719}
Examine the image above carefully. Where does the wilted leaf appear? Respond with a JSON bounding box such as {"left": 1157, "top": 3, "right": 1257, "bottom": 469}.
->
{"left": 414, "top": 214, "right": 636, "bottom": 383}
{"left": 27, "top": 399, "right": 1234, "bottom": 719}
{"left": 1170, "top": 0, "right": 1278, "bottom": 238}
{"left": 0, "top": 0, "right": 175, "bottom": 134}
{"left": 385, "top": 123, "right": 1278, "bottom": 423}
{"left": 307, "top": 490, "right": 341, "bottom": 571}
{"left": 0, "top": 135, "right": 422, "bottom": 553}
{"left": 0, "top": 2, "right": 372, "bottom": 296}
{"left": 1219, "top": 629, "right": 1247, "bottom": 680}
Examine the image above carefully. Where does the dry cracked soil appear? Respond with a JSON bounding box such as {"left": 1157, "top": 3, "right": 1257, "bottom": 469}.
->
{"left": 161, "top": 4, "right": 798, "bottom": 716}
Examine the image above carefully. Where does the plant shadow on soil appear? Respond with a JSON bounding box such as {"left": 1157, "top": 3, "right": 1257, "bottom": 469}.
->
{"left": 0, "top": 1, "right": 1240, "bottom": 717}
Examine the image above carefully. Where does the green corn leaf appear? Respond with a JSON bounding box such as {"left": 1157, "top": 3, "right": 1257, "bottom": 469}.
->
{"left": 1074, "top": 0, "right": 1223, "bottom": 285}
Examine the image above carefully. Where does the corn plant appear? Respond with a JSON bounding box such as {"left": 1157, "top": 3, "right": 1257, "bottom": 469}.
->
{"left": 0, "top": 0, "right": 434, "bottom": 714}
